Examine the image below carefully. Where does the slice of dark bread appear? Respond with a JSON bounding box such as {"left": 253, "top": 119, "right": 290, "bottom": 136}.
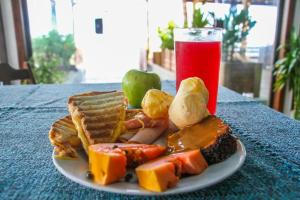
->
{"left": 167, "top": 115, "right": 237, "bottom": 165}
{"left": 201, "top": 133, "right": 237, "bottom": 165}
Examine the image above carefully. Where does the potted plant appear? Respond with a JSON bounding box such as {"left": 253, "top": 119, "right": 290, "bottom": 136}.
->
{"left": 274, "top": 28, "right": 300, "bottom": 120}
{"left": 156, "top": 4, "right": 208, "bottom": 72}
{"left": 192, "top": 7, "right": 209, "bottom": 28}
{"left": 221, "top": 3, "right": 262, "bottom": 97}
{"left": 157, "top": 21, "right": 176, "bottom": 71}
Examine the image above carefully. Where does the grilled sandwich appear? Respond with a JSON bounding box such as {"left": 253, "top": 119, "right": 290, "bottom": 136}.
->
{"left": 49, "top": 115, "right": 81, "bottom": 159}
{"left": 68, "top": 91, "right": 127, "bottom": 154}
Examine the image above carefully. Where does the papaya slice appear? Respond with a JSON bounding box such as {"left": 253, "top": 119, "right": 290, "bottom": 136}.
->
{"left": 172, "top": 150, "right": 208, "bottom": 174}
{"left": 136, "top": 149, "right": 207, "bottom": 192}
{"left": 88, "top": 143, "right": 166, "bottom": 185}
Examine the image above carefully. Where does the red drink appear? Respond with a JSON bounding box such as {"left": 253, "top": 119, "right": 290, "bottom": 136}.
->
{"left": 175, "top": 41, "right": 221, "bottom": 114}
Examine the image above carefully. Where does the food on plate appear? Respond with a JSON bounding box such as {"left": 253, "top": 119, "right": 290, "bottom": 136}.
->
{"left": 128, "top": 120, "right": 168, "bottom": 144}
{"left": 167, "top": 115, "right": 237, "bottom": 164}
{"left": 49, "top": 115, "right": 81, "bottom": 159}
{"left": 123, "top": 111, "right": 169, "bottom": 144}
{"left": 169, "top": 77, "right": 210, "bottom": 129}
{"left": 117, "top": 109, "right": 144, "bottom": 142}
{"left": 88, "top": 143, "right": 166, "bottom": 185}
{"left": 125, "top": 109, "right": 143, "bottom": 121}
{"left": 50, "top": 74, "right": 240, "bottom": 193}
{"left": 122, "top": 69, "right": 161, "bottom": 108}
{"left": 141, "top": 89, "right": 174, "bottom": 119}
{"left": 136, "top": 149, "right": 207, "bottom": 192}
{"left": 123, "top": 111, "right": 152, "bottom": 130}
{"left": 68, "top": 91, "right": 126, "bottom": 154}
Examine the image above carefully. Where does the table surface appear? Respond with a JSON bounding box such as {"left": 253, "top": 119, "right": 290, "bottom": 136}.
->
{"left": 0, "top": 81, "right": 299, "bottom": 200}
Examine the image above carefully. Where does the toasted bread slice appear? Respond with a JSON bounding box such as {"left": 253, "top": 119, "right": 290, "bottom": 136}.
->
{"left": 68, "top": 91, "right": 126, "bottom": 154}
{"left": 49, "top": 115, "right": 81, "bottom": 159}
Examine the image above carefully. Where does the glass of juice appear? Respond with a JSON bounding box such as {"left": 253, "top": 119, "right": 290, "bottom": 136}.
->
{"left": 174, "top": 28, "right": 222, "bottom": 114}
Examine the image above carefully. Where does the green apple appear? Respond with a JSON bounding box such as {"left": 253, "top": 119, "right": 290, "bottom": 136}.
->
{"left": 122, "top": 69, "right": 161, "bottom": 108}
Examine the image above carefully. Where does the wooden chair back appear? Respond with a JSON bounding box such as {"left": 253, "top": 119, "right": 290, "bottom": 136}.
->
{"left": 0, "top": 63, "right": 36, "bottom": 85}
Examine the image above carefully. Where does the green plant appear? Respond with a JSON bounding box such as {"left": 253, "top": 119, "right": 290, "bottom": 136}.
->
{"left": 31, "top": 30, "right": 75, "bottom": 83}
{"left": 222, "top": 5, "right": 256, "bottom": 61}
{"left": 274, "top": 28, "right": 300, "bottom": 120}
{"left": 158, "top": 3, "right": 208, "bottom": 51}
{"left": 158, "top": 21, "right": 176, "bottom": 50}
{"left": 30, "top": 58, "right": 64, "bottom": 84}
{"left": 192, "top": 7, "right": 209, "bottom": 28}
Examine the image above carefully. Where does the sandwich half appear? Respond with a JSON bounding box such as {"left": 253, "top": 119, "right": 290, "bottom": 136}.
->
{"left": 68, "top": 91, "right": 126, "bottom": 154}
{"left": 49, "top": 115, "right": 81, "bottom": 159}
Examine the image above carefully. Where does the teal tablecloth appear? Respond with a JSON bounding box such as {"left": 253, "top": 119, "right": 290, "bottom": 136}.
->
{"left": 0, "top": 81, "right": 299, "bottom": 200}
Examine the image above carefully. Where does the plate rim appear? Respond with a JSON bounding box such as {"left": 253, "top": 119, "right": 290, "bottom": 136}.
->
{"left": 52, "top": 140, "right": 246, "bottom": 196}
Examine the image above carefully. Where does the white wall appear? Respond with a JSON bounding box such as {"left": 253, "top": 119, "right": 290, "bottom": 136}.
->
{"left": 0, "top": 0, "right": 19, "bottom": 69}
{"left": 73, "top": 0, "right": 147, "bottom": 83}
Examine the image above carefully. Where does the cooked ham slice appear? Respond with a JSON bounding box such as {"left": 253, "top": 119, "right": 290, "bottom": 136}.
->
{"left": 123, "top": 112, "right": 168, "bottom": 144}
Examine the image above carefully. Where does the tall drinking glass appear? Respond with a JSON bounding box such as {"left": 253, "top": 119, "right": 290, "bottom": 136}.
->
{"left": 174, "top": 28, "right": 222, "bottom": 114}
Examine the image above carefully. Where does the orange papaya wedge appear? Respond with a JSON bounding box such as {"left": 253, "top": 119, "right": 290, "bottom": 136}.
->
{"left": 88, "top": 143, "right": 166, "bottom": 185}
{"left": 136, "top": 149, "right": 207, "bottom": 192}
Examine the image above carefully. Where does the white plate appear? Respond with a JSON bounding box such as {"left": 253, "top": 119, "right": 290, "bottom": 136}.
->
{"left": 53, "top": 140, "right": 246, "bottom": 196}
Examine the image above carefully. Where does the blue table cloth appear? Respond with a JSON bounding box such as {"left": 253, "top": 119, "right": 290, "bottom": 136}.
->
{"left": 0, "top": 81, "right": 299, "bottom": 200}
